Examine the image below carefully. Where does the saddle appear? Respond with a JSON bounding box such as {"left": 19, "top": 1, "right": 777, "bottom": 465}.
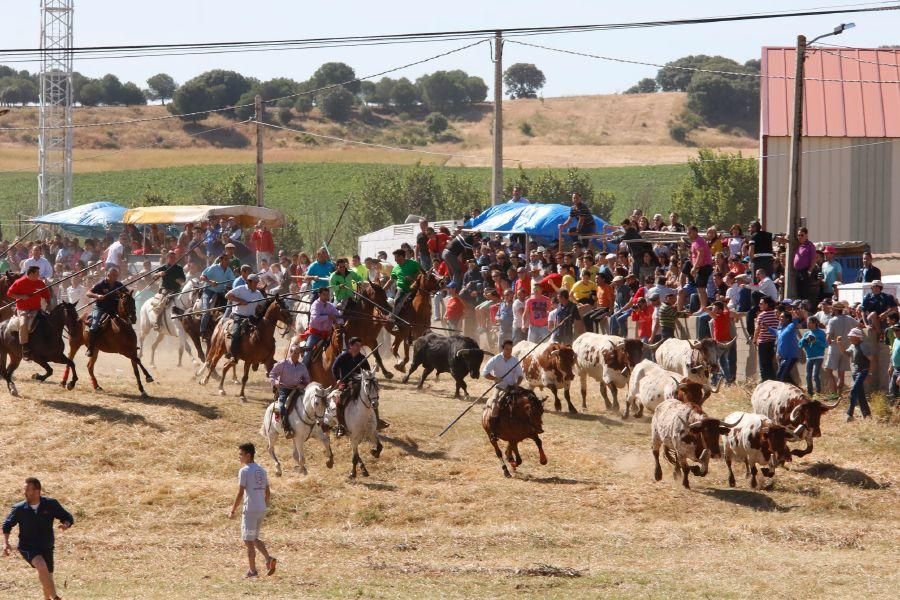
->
{"left": 226, "top": 316, "right": 258, "bottom": 340}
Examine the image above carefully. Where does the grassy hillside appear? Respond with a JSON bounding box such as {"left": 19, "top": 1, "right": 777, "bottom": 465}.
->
{"left": 0, "top": 161, "right": 687, "bottom": 254}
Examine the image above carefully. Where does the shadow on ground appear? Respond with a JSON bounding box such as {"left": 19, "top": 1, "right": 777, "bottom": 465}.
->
{"left": 700, "top": 488, "right": 793, "bottom": 512}
{"left": 42, "top": 399, "right": 164, "bottom": 431}
{"left": 381, "top": 434, "right": 450, "bottom": 461}
{"left": 798, "top": 462, "right": 887, "bottom": 490}
{"left": 125, "top": 394, "right": 221, "bottom": 420}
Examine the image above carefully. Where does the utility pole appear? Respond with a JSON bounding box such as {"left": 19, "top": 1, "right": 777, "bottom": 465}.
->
{"left": 784, "top": 34, "right": 806, "bottom": 300}
{"left": 491, "top": 31, "right": 504, "bottom": 206}
{"left": 255, "top": 94, "right": 265, "bottom": 207}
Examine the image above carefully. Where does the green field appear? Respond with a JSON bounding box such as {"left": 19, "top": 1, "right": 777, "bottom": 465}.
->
{"left": 0, "top": 162, "right": 687, "bottom": 254}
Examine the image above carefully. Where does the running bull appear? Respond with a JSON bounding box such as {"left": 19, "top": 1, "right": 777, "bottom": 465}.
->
{"left": 402, "top": 333, "right": 486, "bottom": 399}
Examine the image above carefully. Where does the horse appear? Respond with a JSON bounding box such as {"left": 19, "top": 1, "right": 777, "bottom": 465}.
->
{"left": 63, "top": 289, "right": 155, "bottom": 397}
{"left": 138, "top": 285, "right": 199, "bottom": 368}
{"left": 340, "top": 282, "right": 394, "bottom": 379}
{"left": 171, "top": 279, "right": 207, "bottom": 362}
{"left": 289, "top": 323, "right": 343, "bottom": 387}
{"left": 198, "top": 296, "right": 293, "bottom": 401}
{"left": 260, "top": 382, "right": 337, "bottom": 476}
{"left": 390, "top": 271, "right": 439, "bottom": 372}
{"left": 0, "top": 272, "right": 21, "bottom": 323}
{"left": 325, "top": 370, "right": 383, "bottom": 478}
{"left": 481, "top": 387, "right": 548, "bottom": 478}
{"left": 0, "top": 302, "right": 80, "bottom": 397}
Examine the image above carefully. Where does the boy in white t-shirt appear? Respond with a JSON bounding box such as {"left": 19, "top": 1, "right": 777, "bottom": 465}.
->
{"left": 229, "top": 443, "right": 276, "bottom": 578}
{"left": 512, "top": 288, "right": 527, "bottom": 344}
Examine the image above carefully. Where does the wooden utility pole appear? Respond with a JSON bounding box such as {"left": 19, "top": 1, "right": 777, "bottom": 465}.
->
{"left": 491, "top": 31, "right": 504, "bottom": 206}
{"left": 255, "top": 94, "right": 265, "bottom": 207}
{"left": 784, "top": 35, "right": 806, "bottom": 299}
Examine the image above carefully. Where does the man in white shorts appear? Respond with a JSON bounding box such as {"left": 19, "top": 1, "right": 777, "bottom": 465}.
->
{"left": 229, "top": 443, "right": 276, "bottom": 578}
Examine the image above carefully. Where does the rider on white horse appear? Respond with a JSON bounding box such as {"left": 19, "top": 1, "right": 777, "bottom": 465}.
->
{"left": 149, "top": 251, "right": 186, "bottom": 331}
{"left": 268, "top": 342, "right": 311, "bottom": 439}
{"left": 331, "top": 337, "right": 388, "bottom": 435}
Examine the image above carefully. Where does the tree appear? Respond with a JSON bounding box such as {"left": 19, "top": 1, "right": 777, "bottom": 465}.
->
{"left": 359, "top": 80, "right": 376, "bottom": 103}
{"left": 310, "top": 62, "right": 360, "bottom": 94}
{"left": 100, "top": 74, "right": 124, "bottom": 104}
{"left": 671, "top": 149, "right": 758, "bottom": 229}
{"left": 78, "top": 80, "right": 104, "bottom": 106}
{"left": 425, "top": 112, "right": 448, "bottom": 135}
{"left": 169, "top": 69, "right": 253, "bottom": 121}
{"left": 372, "top": 77, "right": 396, "bottom": 106}
{"left": 503, "top": 63, "right": 546, "bottom": 99}
{"left": 119, "top": 82, "right": 147, "bottom": 105}
{"left": 464, "top": 76, "right": 488, "bottom": 103}
{"left": 277, "top": 105, "right": 293, "bottom": 125}
{"left": 0, "top": 77, "right": 37, "bottom": 106}
{"left": 319, "top": 87, "right": 355, "bottom": 121}
{"left": 294, "top": 95, "right": 313, "bottom": 116}
{"left": 146, "top": 73, "right": 176, "bottom": 105}
{"left": 656, "top": 55, "right": 714, "bottom": 91}
{"left": 199, "top": 172, "right": 255, "bottom": 205}
{"left": 417, "top": 71, "right": 465, "bottom": 112}
{"left": 390, "top": 78, "right": 418, "bottom": 110}
{"left": 625, "top": 77, "right": 658, "bottom": 94}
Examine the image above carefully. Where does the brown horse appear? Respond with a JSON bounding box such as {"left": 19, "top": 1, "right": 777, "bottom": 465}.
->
{"left": 390, "top": 271, "right": 439, "bottom": 372}
{"left": 0, "top": 302, "right": 81, "bottom": 397}
{"left": 340, "top": 282, "right": 393, "bottom": 379}
{"left": 290, "top": 323, "right": 343, "bottom": 387}
{"left": 199, "top": 296, "right": 292, "bottom": 401}
{"left": 481, "top": 387, "right": 548, "bottom": 478}
{"left": 0, "top": 272, "right": 21, "bottom": 323}
{"left": 63, "top": 290, "right": 155, "bottom": 397}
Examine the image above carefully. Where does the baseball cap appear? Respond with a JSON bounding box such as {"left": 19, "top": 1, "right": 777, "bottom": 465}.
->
{"left": 247, "top": 274, "right": 259, "bottom": 282}
{"left": 848, "top": 328, "right": 864, "bottom": 338}
{"left": 225, "top": 243, "right": 236, "bottom": 249}
{"left": 480, "top": 266, "right": 491, "bottom": 272}
{"left": 872, "top": 279, "right": 884, "bottom": 287}
{"left": 605, "top": 253, "right": 617, "bottom": 261}
{"left": 612, "top": 276, "right": 625, "bottom": 283}
{"left": 446, "top": 281, "right": 457, "bottom": 289}
{"left": 823, "top": 245, "right": 837, "bottom": 254}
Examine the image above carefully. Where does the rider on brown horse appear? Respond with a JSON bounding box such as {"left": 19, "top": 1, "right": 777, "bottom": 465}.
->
{"left": 269, "top": 342, "right": 311, "bottom": 439}
{"left": 387, "top": 248, "right": 422, "bottom": 333}
{"left": 302, "top": 287, "right": 343, "bottom": 368}
{"left": 331, "top": 336, "right": 388, "bottom": 435}
{"left": 481, "top": 338, "right": 525, "bottom": 439}
{"left": 223, "top": 274, "right": 264, "bottom": 359}
{"left": 84, "top": 267, "right": 127, "bottom": 357}
{"left": 6, "top": 266, "right": 51, "bottom": 361}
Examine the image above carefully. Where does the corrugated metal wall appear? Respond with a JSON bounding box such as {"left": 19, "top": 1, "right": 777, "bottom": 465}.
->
{"left": 761, "top": 137, "right": 899, "bottom": 252}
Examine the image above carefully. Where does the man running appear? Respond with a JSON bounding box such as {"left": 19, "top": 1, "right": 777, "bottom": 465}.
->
{"left": 228, "top": 443, "right": 276, "bottom": 579}
{"left": 331, "top": 337, "right": 388, "bottom": 433}
{"left": 84, "top": 267, "right": 127, "bottom": 358}
{"left": 269, "top": 343, "right": 311, "bottom": 439}
{"left": 3, "top": 477, "right": 74, "bottom": 600}
{"left": 7, "top": 266, "right": 51, "bottom": 361}
{"left": 149, "top": 251, "right": 186, "bottom": 331}
{"left": 481, "top": 339, "right": 524, "bottom": 438}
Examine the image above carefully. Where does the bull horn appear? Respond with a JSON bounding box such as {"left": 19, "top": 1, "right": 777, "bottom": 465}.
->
{"left": 709, "top": 378, "right": 723, "bottom": 394}
{"left": 820, "top": 396, "right": 842, "bottom": 410}
{"left": 620, "top": 367, "right": 630, "bottom": 377}
{"left": 689, "top": 340, "right": 704, "bottom": 350}
{"left": 720, "top": 414, "right": 743, "bottom": 429}
{"left": 789, "top": 403, "right": 803, "bottom": 425}
{"left": 643, "top": 339, "right": 664, "bottom": 351}
{"left": 550, "top": 349, "right": 559, "bottom": 356}
{"left": 455, "top": 349, "right": 471, "bottom": 358}
{"left": 791, "top": 424, "right": 806, "bottom": 439}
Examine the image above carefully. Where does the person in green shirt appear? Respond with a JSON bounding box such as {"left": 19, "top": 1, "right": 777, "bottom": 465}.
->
{"left": 388, "top": 248, "right": 422, "bottom": 330}
{"left": 350, "top": 254, "right": 368, "bottom": 282}
{"left": 330, "top": 257, "right": 363, "bottom": 309}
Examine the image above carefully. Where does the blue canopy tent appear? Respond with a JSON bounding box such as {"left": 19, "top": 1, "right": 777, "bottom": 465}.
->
{"left": 30, "top": 201, "right": 127, "bottom": 237}
{"left": 464, "top": 203, "right": 611, "bottom": 248}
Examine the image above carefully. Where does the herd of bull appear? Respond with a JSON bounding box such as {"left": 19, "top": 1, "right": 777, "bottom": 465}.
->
{"left": 404, "top": 331, "right": 842, "bottom": 489}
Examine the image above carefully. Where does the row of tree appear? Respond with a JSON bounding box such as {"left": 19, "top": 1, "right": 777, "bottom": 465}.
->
{"left": 0, "top": 65, "right": 176, "bottom": 107}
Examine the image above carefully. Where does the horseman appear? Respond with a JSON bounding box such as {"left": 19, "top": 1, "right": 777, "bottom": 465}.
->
{"left": 268, "top": 342, "right": 311, "bottom": 439}
{"left": 149, "top": 251, "right": 186, "bottom": 331}
{"left": 6, "top": 266, "right": 51, "bottom": 361}
{"left": 302, "top": 287, "right": 343, "bottom": 368}
{"left": 329, "top": 257, "right": 363, "bottom": 311}
{"left": 223, "top": 274, "right": 264, "bottom": 360}
{"left": 199, "top": 254, "right": 234, "bottom": 341}
{"left": 387, "top": 248, "right": 422, "bottom": 333}
{"left": 480, "top": 339, "right": 525, "bottom": 439}
{"left": 84, "top": 267, "right": 127, "bottom": 358}
{"left": 331, "top": 336, "right": 388, "bottom": 435}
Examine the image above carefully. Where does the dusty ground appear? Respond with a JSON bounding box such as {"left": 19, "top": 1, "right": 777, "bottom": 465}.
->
{"left": 0, "top": 337, "right": 897, "bottom": 599}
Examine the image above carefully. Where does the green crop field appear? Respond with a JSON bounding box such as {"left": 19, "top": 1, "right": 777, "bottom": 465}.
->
{"left": 0, "top": 161, "right": 687, "bottom": 254}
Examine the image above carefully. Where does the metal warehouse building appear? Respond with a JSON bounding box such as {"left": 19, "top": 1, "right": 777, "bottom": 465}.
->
{"left": 759, "top": 46, "right": 900, "bottom": 252}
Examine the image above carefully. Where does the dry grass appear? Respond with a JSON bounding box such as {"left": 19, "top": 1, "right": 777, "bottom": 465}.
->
{"left": 0, "top": 339, "right": 896, "bottom": 599}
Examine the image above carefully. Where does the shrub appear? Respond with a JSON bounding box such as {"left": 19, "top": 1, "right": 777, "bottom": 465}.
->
{"left": 519, "top": 121, "right": 534, "bottom": 136}
{"left": 425, "top": 112, "right": 448, "bottom": 135}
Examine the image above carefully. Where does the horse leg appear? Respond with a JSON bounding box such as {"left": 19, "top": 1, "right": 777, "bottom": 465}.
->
{"left": 131, "top": 360, "right": 148, "bottom": 398}
{"left": 356, "top": 448, "right": 369, "bottom": 478}
{"left": 315, "top": 425, "right": 334, "bottom": 469}
{"left": 532, "top": 435, "right": 548, "bottom": 465}
{"left": 31, "top": 360, "right": 52, "bottom": 383}
{"left": 563, "top": 384, "right": 577, "bottom": 414}
{"left": 239, "top": 361, "right": 250, "bottom": 402}
{"left": 513, "top": 443, "right": 523, "bottom": 467}
{"left": 370, "top": 430, "right": 383, "bottom": 458}
{"left": 88, "top": 354, "right": 101, "bottom": 391}
{"left": 217, "top": 359, "right": 235, "bottom": 396}
{"left": 135, "top": 359, "right": 154, "bottom": 383}
{"left": 371, "top": 349, "right": 393, "bottom": 380}
{"left": 549, "top": 384, "right": 562, "bottom": 412}
{"left": 504, "top": 443, "right": 517, "bottom": 472}
{"left": 349, "top": 442, "right": 359, "bottom": 479}
{"left": 488, "top": 433, "right": 511, "bottom": 478}
{"left": 293, "top": 434, "right": 308, "bottom": 476}
{"left": 59, "top": 354, "right": 77, "bottom": 391}
{"left": 149, "top": 332, "right": 164, "bottom": 367}
{"left": 4, "top": 351, "right": 21, "bottom": 397}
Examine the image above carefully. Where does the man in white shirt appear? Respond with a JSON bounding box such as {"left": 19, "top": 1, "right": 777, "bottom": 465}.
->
{"left": 481, "top": 339, "right": 525, "bottom": 436}
{"left": 225, "top": 274, "right": 264, "bottom": 359}
{"left": 65, "top": 274, "right": 88, "bottom": 309}
{"left": 229, "top": 443, "right": 276, "bottom": 578}
{"left": 104, "top": 233, "right": 128, "bottom": 270}
{"left": 20, "top": 246, "right": 53, "bottom": 281}
{"left": 745, "top": 268, "right": 778, "bottom": 301}
{"left": 507, "top": 186, "right": 529, "bottom": 204}
{"left": 724, "top": 272, "right": 742, "bottom": 312}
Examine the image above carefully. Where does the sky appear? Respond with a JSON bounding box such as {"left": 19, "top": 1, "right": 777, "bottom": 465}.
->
{"left": 1, "top": 1, "right": 897, "bottom": 96}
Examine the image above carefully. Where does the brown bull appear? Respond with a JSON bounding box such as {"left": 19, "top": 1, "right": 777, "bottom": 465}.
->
{"left": 514, "top": 341, "right": 578, "bottom": 413}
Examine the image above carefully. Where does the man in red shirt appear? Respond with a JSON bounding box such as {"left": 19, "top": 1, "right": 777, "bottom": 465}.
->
{"left": 443, "top": 282, "right": 464, "bottom": 333}
{"left": 7, "top": 267, "right": 51, "bottom": 360}
{"left": 250, "top": 221, "right": 275, "bottom": 268}
{"left": 513, "top": 267, "right": 531, "bottom": 297}
{"left": 538, "top": 271, "right": 563, "bottom": 296}
{"left": 706, "top": 301, "right": 736, "bottom": 385}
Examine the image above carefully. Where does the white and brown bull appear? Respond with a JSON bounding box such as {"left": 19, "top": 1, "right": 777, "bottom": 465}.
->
{"left": 651, "top": 337, "right": 734, "bottom": 386}
{"left": 623, "top": 360, "right": 714, "bottom": 419}
{"left": 651, "top": 398, "right": 739, "bottom": 489}
{"left": 571, "top": 333, "right": 646, "bottom": 411}
{"left": 722, "top": 411, "right": 796, "bottom": 489}
{"left": 750, "top": 380, "right": 841, "bottom": 458}
{"left": 513, "top": 340, "right": 578, "bottom": 413}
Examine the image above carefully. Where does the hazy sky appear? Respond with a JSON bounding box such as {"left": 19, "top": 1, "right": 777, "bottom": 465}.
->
{"left": 1, "top": 1, "right": 897, "bottom": 96}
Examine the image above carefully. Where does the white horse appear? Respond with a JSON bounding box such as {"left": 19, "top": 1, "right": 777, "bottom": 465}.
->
{"left": 292, "top": 281, "right": 313, "bottom": 335}
{"left": 137, "top": 278, "right": 198, "bottom": 367}
{"left": 260, "top": 382, "right": 337, "bottom": 476}
{"left": 326, "top": 370, "right": 384, "bottom": 478}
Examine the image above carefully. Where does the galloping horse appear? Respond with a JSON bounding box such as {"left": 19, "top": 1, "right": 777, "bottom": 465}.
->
{"left": 260, "top": 382, "right": 336, "bottom": 476}
{"left": 171, "top": 278, "right": 207, "bottom": 362}
{"left": 338, "top": 282, "right": 394, "bottom": 379}
{"left": 481, "top": 387, "right": 548, "bottom": 478}
{"left": 0, "top": 272, "right": 21, "bottom": 323}
{"left": 326, "top": 370, "right": 383, "bottom": 478}
{"left": 138, "top": 283, "right": 200, "bottom": 367}
{"left": 390, "top": 271, "right": 439, "bottom": 372}
{"left": 63, "top": 290, "right": 155, "bottom": 397}
{"left": 0, "top": 302, "right": 81, "bottom": 397}
{"left": 198, "top": 296, "right": 292, "bottom": 401}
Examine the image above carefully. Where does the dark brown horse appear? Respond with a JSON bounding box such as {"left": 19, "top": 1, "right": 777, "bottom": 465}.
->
{"left": 63, "top": 289, "right": 155, "bottom": 397}
{"left": 291, "top": 323, "right": 343, "bottom": 387}
{"left": 0, "top": 272, "right": 21, "bottom": 323}
{"left": 481, "top": 387, "right": 548, "bottom": 478}
{"left": 390, "top": 271, "right": 439, "bottom": 372}
{"left": 0, "top": 302, "right": 81, "bottom": 397}
{"left": 340, "top": 282, "right": 393, "bottom": 379}
{"left": 199, "top": 296, "right": 292, "bottom": 401}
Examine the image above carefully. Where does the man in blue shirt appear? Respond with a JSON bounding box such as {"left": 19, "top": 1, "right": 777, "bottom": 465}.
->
{"left": 304, "top": 247, "right": 336, "bottom": 297}
{"left": 772, "top": 308, "right": 803, "bottom": 386}
{"left": 200, "top": 254, "right": 235, "bottom": 339}
{"left": 861, "top": 280, "right": 897, "bottom": 332}
{"left": 3, "top": 477, "right": 74, "bottom": 600}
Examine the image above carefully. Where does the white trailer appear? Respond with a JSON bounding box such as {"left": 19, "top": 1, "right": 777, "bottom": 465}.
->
{"left": 357, "top": 218, "right": 460, "bottom": 259}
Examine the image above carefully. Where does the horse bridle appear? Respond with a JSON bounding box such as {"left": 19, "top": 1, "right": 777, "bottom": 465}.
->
{"left": 293, "top": 387, "right": 328, "bottom": 441}
{"left": 357, "top": 373, "right": 379, "bottom": 409}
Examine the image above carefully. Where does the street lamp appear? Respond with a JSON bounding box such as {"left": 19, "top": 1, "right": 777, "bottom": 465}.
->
{"left": 783, "top": 22, "right": 855, "bottom": 300}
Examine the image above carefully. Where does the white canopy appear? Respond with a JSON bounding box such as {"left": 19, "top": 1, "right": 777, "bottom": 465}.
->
{"left": 122, "top": 205, "right": 284, "bottom": 227}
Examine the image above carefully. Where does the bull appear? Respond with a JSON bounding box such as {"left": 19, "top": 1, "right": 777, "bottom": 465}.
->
{"left": 722, "top": 411, "right": 796, "bottom": 489}
{"left": 651, "top": 398, "right": 740, "bottom": 489}
{"left": 750, "top": 380, "right": 841, "bottom": 457}
{"left": 401, "top": 333, "right": 486, "bottom": 399}
{"left": 624, "top": 360, "right": 713, "bottom": 419}
{"left": 653, "top": 338, "right": 735, "bottom": 387}
{"left": 513, "top": 340, "right": 578, "bottom": 413}
{"left": 572, "top": 333, "right": 646, "bottom": 411}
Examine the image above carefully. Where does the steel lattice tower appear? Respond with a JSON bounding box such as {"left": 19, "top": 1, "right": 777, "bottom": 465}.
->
{"left": 38, "top": 0, "right": 74, "bottom": 216}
